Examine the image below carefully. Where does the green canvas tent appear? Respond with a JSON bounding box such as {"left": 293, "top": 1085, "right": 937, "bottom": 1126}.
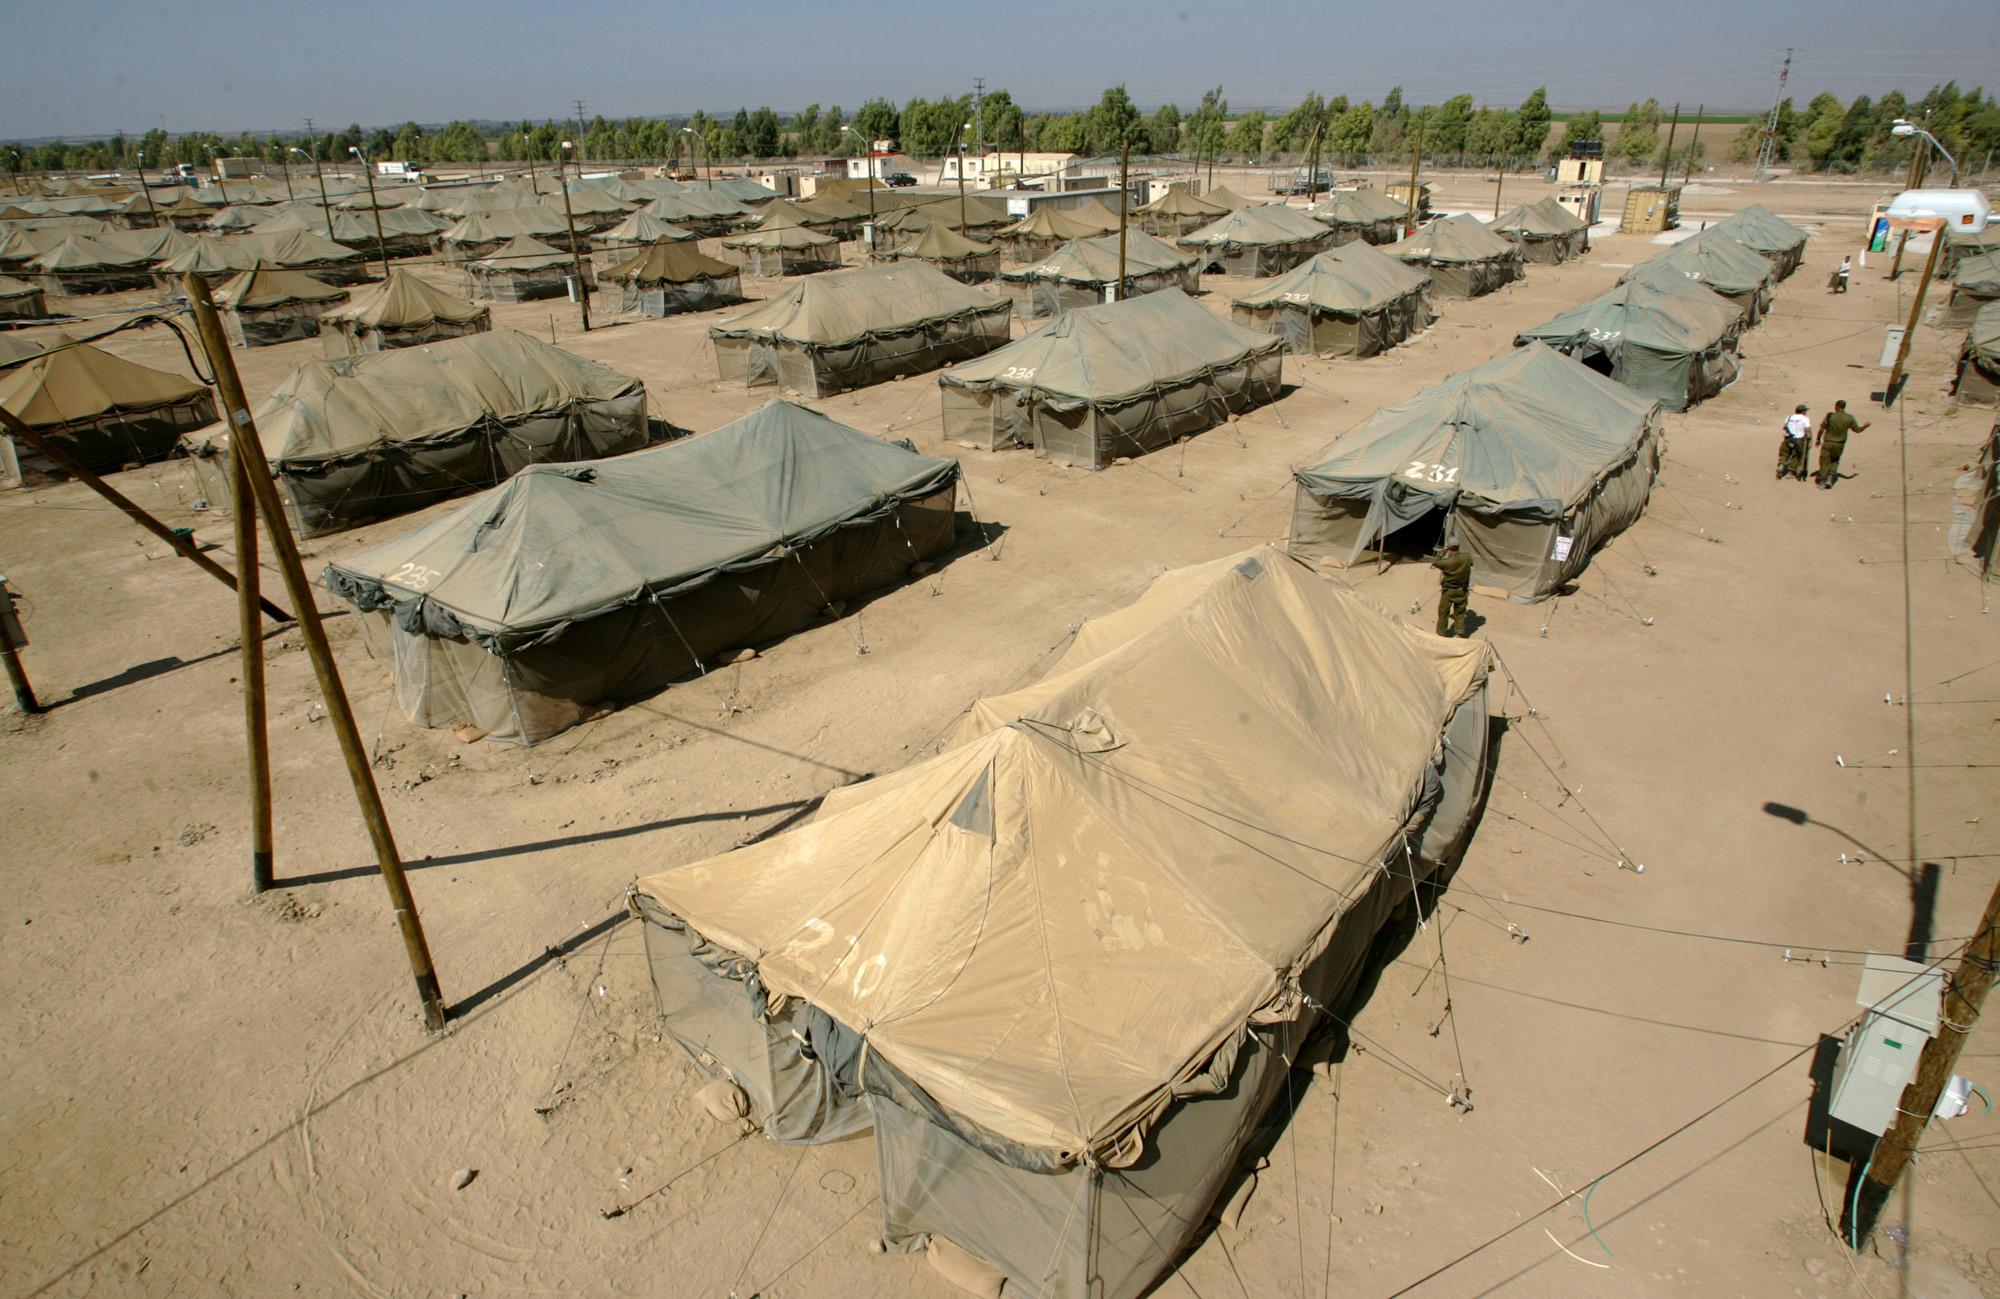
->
{"left": 0, "top": 335, "right": 215, "bottom": 479}
{"left": 465, "top": 234, "right": 585, "bottom": 303}
{"left": 996, "top": 230, "right": 1199, "bottom": 317}
{"left": 993, "top": 205, "right": 1102, "bottom": 264}
{"left": 1387, "top": 214, "right": 1525, "bottom": 299}
{"left": 599, "top": 241, "right": 744, "bottom": 316}
{"left": 875, "top": 222, "right": 1003, "bottom": 283}
{"left": 1489, "top": 197, "right": 1590, "bottom": 264}
{"left": 1134, "top": 187, "right": 1229, "bottom": 238}
{"left": 591, "top": 209, "right": 697, "bottom": 253}
{"left": 1306, "top": 188, "right": 1407, "bottom": 246}
{"left": 1955, "top": 301, "right": 2000, "bottom": 405}
{"left": 1940, "top": 225, "right": 2000, "bottom": 279}
{"left": 1622, "top": 231, "right": 1775, "bottom": 323}
{"left": 938, "top": 290, "right": 1284, "bottom": 463}
{"left": 721, "top": 213, "right": 843, "bottom": 277}
{"left": 1705, "top": 204, "right": 1809, "bottom": 279}
{"left": 318, "top": 268, "right": 491, "bottom": 354}
{"left": 151, "top": 234, "right": 267, "bottom": 292}
{"left": 181, "top": 326, "right": 645, "bottom": 536}
{"left": 1945, "top": 251, "right": 2000, "bottom": 329}
{"left": 1290, "top": 344, "right": 1663, "bottom": 600}
{"left": 1230, "top": 241, "right": 1435, "bottom": 357}
{"left": 1178, "top": 203, "right": 1333, "bottom": 277}
{"left": 630, "top": 543, "right": 1494, "bottom": 1299}
{"left": 709, "top": 262, "right": 1013, "bottom": 398}
{"left": 28, "top": 234, "right": 152, "bottom": 294}
{"left": 1513, "top": 276, "right": 1745, "bottom": 410}
{"left": 435, "top": 207, "right": 573, "bottom": 262}
{"left": 323, "top": 400, "right": 958, "bottom": 744}
{"left": 248, "top": 228, "right": 371, "bottom": 286}
{"left": 1947, "top": 418, "right": 1998, "bottom": 581}
{"left": 640, "top": 191, "right": 752, "bottom": 237}
{"left": 212, "top": 262, "right": 351, "bottom": 347}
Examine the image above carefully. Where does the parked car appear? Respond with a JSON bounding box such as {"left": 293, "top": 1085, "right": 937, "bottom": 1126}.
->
{"left": 885, "top": 172, "right": 918, "bottom": 187}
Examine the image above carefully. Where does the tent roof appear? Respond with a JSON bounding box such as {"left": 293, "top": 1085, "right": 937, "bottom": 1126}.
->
{"left": 1295, "top": 344, "right": 1659, "bottom": 511}
{"left": 997, "top": 205, "right": 1100, "bottom": 242}
{"left": 748, "top": 204, "right": 825, "bottom": 233}
{"left": 1953, "top": 250, "right": 2000, "bottom": 293}
{"left": 711, "top": 177, "right": 781, "bottom": 204}
{"left": 203, "top": 205, "right": 269, "bottom": 231}
{"left": 1308, "top": 188, "right": 1409, "bottom": 225}
{"left": 1202, "top": 184, "right": 1255, "bottom": 210}
{"left": 999, "top": 230, "right": 1194, "bottom": 284}
{"left": 0, "top": 334, "right": 207, "bottom": 427}
{"left": 1708, "top": 203, "right": 1810, "bottom": 256}
{"left": 1622, "top": 231, "right": 1774, "bottom": 297}
{"left": 155, "top": 235, "right": 267, "bottom": 276}
{"left": 320, "top": 269, "right": 486, "bottom": 329}
{"left": 1064, "top": 199, "right": 1126, "bottom": 233}
{"left": 1388, "top": 213, "right": 1521, "bottom": 264}
{"left": 792, "top": 193, "right": 868, "bottom": 221}
{"left": 0, "top": 332, "right": 43, "bottom": 368}
{"left": 251, "top": 228, "right": 363, "bottom": 267}
{"left": 642, "top": 191, "right": 751, "bottom": 222}
{"left": 323, "top": 399, "right": 954, "bottom": 643}
{"left": 634, "top": 544, "right": 1490, "bottom": 1158}
{"left": 720, "top": 220, "right": 838, "bottom": 250}
{"left": 1179, "top": 203, "right": 1329, "bottom": 250}
{"left": 709, "top": 262, "right": 1005, "bottom": 346}
{"left": 1490, "top": 196, "right": 1588, "bottom": 238}
{"left": 1138, "top": 188, "right": 1229, "bottom": 217}
{"left": 1233, "top": 241, "right": 1433, "bottom": 314}
{"left": 596, "top": 210, "right": 696, "bottom": 244}
{"left": 193, "top": 326, "right": 637, "bottom": 465}
{"left": 93, "top": 225, "right": 197, "bottom": 262}
{"left": 887, "top": 222, "right": 996, "bottom": 262}
{"left": 440, "top": 207, "right": 569, "bottom": 243}
{"left": 214, "top": 263, "right": 351, "bottom": 309}
{"left": 29, "top": 234, "right": 148, "bottom": 271}
{"left": 1514, "top": 276, "right": 1743, "bottom": 358}
{"left": 941, "top": 289, "right": 1282, "bottom": 408}
{"left": 599, "top": 240, "right": 739, "bottom": 284}
{"left": 550, "top": 185, "right": 635, "bottom": 216}
{"left": 469, "top": 235, "right": 574, "bottom": 272}
{"left": 0, "top": 275, "right": 39, "bottom": 300}
{"left": 1968, "top": 301, "right": 2000, "bottom": 365}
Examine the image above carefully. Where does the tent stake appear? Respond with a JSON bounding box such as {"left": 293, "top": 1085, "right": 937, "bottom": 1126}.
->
{"left": 0, "top": 404, "right": 293, "bottom": 624}
{"left": 230, "top": 421, "right": 274, "bottom": 893}
{"left": 184, "top": 273, "right": 448, "bottom": 1031}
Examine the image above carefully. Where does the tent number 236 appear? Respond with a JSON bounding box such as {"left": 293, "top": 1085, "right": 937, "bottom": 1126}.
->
{"left": 387, "top": 563, "right": 440, "bottom": 591}
{"left": 1403, "top": 462, "right": 1460, "bottom": 483}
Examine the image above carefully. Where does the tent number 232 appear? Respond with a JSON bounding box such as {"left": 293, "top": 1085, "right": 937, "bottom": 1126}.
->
{"left": 387, "top": 563, "right": 441, "bottom": 591}
{"left": 1403, "top": 462, "right": 1460, "bottom": 483}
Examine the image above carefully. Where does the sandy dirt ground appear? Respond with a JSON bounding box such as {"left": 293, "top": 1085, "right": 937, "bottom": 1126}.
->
{"left": 1, "top": 169, "right": 1995, "bottom": 1299}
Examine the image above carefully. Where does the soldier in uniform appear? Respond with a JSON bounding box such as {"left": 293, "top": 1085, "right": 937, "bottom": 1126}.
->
{"left": 1816, "top": 399, "right": 1870, "bottom": 489}
{"left": 1431, "top": 542, "right": 1473, "bottom": 637}
{"left": 1778, "top": 403, "right": 1812, "bottom": 481}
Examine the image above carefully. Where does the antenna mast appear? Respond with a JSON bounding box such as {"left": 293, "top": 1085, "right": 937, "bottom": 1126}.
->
{"left": 1753, "top": 49, "right": 1793, "bottom": 182}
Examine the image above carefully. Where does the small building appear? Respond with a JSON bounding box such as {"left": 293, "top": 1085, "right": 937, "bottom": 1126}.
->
{"left": 0, "top": 335, "right": 216, "bottom": 479}
{"left": 1178, "top": 203, "right": 1335, "bottom": 277}
{"left": 1387, "top": 214, "right": 1525, "bottom": 299}
{"left": 466, "top": 235, "right": 585, "bottom": 303}
{"left": 213, "top": 262, "right": 351, "bottom": 347}
{"left": 1230, "top": 242, "right": 1435, "bottom": 357}
{"left": 599, "top": 241, "right": 744, "bottom": 316}
{"left": 710, "top": 261, "right": 1012, "bottom": 398}
{"left": 1384, "top": 180, "right": 1432, "bottom": 218}
{"left": 997, "top": 230, "right": 1198, "bottom": 317}
{"left": 318, "top": 269, "right": 492, "bottom": 355}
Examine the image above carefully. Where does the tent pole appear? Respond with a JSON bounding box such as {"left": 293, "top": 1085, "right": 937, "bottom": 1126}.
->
{"left": 0, "top": 580, "right": 40, "bottom": 715}
{"left": 229, "top": 413, "right": 275, "bottom": 894}
{"left": 184, "top": 273, "right": 448, "bottom": 1032}
{"left": 0, "top": 405, "right": 293, "bottom": 623}
{"left": 1404, "top": 123, "right": 1424, "bottom": 235}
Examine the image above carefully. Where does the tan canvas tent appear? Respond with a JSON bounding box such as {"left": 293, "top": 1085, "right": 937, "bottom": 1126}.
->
{"left": 874, "top": 222, "right": 1002, "bottom": 283}
{"left": 1387, "top": 215, "right": 1525, "bottom": 299}
{"left": 1231, "top": 241, "right": 1435, "bottom": 356}
{"left": 1178, "top": 203, "right": 1333, "bottom": 277}
{"left": 213, "top": 263, "right": 351, "bottom": 347}
{"left": 1489, "top": 197, "right": 1590, "bottom": 264}
{"left": 324, "top": 400, "right": 958, "bottom": 744}
{"left": 939, "top": 290, "right": 1284, "bottom": 463}
{"left": 435, "top": 207, "right": 573, "bottom": 261}
{"left": 28, "top": 235, "right": 152, "bottom": 294}
{"left": 709, "top": 262, "right": 1013, "bottom": 398}
{"left": 632, "top": 543, "right": 1494, "bottom": 1299}
{"left": 1306, "top": 188, "right": 1408, "bottom": 246}
{"left": 318, "top": 269, "right": 491, "bottom": 355}
{"left": 1291, "top": 344, "right": 1663, "bottom": 600}
{"left": 248, "top": 228, "right": 371, "bottom": 286}
{"left": 599, "top": 242, "right": 744, "bottom": 317}
{"left": 1954, "top": 302, "right": 2000, "bottom": 405}
{"left": 0, "top": 335, "right": 215, "bottom": 479}
{"left": 1945, "top": 252, "right": 2000, "bottom": 329}
{"left": 997, "top": 230, "right": 1199, "bottom": 317}
{"left": 0, "top": 275, "right": 46, "bottom": 323}
{"left": 181, "top": 327, "right": 646, "bottom": 536}
{"left": 465, "top": 235, "right": 584, "bottom": 303}
{"left": 1134, "top": 187, "right": 1229, "bottom": 238}
{"left": 592, "top": 209, "right": 697, "bottom": 253}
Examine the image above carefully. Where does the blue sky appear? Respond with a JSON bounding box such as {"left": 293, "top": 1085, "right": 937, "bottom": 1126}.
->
{"left": 3, "top": 0, "right": 1996, "bottom": 138}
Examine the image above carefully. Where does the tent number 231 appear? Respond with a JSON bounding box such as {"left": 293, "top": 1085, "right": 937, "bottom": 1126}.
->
{"left": 387, "top": 563, "right": 440, "bottom": 591}
{"left": 1403, "top": 462, "right": 1460, "bottom": 483}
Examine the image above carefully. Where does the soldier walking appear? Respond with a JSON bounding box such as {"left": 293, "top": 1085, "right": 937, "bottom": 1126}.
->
{"left": 1778, "top": 404, "right": 1812, "bottom": 481}
{"left": 1816, "top": 400, "right": 1869, "bottom": 489}
{"left": 1431, "top": 543, "right": 1473, "bottom": 638}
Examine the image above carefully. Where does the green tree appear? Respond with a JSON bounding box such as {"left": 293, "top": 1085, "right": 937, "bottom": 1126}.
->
{"left": 1147, "top": 103, "right": 1182, "bottom": 155}
{"left": 983, "top": 90, "right": 1025, "bottom": 153}
{"left": 747, "top": 107, "right": 782, "bottom": 158}
{"left": 1331, "top": 101, "right": 1373, "bottom": 165}
{"left": 1086, "top": 85, "right": 1144, "bottom": 155}
{"left": 1466, "top": 107, "right": 1513, "bottom": 165}
{"left": 1618, "top": 99, "right": 1662, "bottom": 163}
{"left": 1269, "top": 92, "right": 1327, "bottom": 155}
{"left": 1510, "top": 87, "right": 1551, "bottom": 161}
{"left": 1226, "top": 110, "right": 1269, "bottom": 156}
{"left": 1431, "top": 94, "right": 1474, "bottom": 161}
{"left": 1556, "top": 109, "right": 1602, "bottom": 157}
{"left": 1187, "top": 86, "right": 1229, "bottom": 163}
{"left": 851, "top": 98, "right": 900, "bottom": 148}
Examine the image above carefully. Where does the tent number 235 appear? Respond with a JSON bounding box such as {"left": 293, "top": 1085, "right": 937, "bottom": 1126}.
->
{"left": 1403, "top": 462, "right": 1460, "bottom": 483}
{"left": 387, "top": 563, "right": 440, "bottom": 591}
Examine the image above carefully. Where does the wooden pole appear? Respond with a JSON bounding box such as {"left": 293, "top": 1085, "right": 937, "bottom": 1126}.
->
{"left": 1884, "top": 223, "right": 1944, "bottom": 404}
{"left": 1684, "top": 105, "right": 1704, "bottom": 183}
{"left": 184, "top": 274, "right": 448, "bottom": 1031}
{"left": 1658, "top": 103, "right": 1681, "bottom": 189}
{"left": 0, "top": 581, "right": 39, "bottom": 715}
{"left": 1847, "top": 868, "right": 2000, "bottom": 1243}
{"left": 1889, "top": 114, "right": 1932, "bottom": 280}
{"left": 1116, "top": 135, "right": 1130, "bottom": 301}
{"left": 1492, "top": 151, "right": 1508, "bottom": 220}
{"left": 1404, "top": 123, "right": 1424, "bottom": 235}
{"left": 230, "top": 419, "right": 274, "bottom": 893}
{"left": 0, "top": 405, "right": 292, "bottom": 623}
{"left": 351, "top": 149, "right": 393, "bottom": 281}
{"left": 556, "top": 145, "right": 592, "bottom": 332}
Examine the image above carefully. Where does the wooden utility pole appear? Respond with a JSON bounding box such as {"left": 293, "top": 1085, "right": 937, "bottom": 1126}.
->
{"left": 1404, "top": 123, "right": 1425, "bottom": 235}
{"left": 349, "top": 147, "right": 393, "bottom": 281}
{"left": 0, "top": 580, "right": 39, "bottom": 714}
{"left": 1492, "top": 151, "right": 1509, "bottom": 220}
{"left": 229, "top": 416, "right": 274, "bottom": 894}
{"left": 185, "top": 274, "right": 448, "bottom": 1031}
{"left": 1658, "top": 103, "right": 1681, "bottom": 188}
{"left": 1684, "top": 105, "right": 1704, "bottom": 183}
{"left": 1889, "top": 113, "right": 1932, "bottom": 280}
{"left": 1884, "top": 222, "right": 1944, "bottom": 404}
{"left": 0, "top": 405, "right": 291, "bottom": 623}
{"left": 1116, "top": 135, "right": 1130, "bottom": 301}
{"left": 1847, "top": 869, "right": 2000, "bottom": 1243}
{"left": 556, "top": 143, "right": 592, "bottom": 332}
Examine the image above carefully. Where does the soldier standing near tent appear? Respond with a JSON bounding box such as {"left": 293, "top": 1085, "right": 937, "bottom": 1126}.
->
{"left": 1778, "top": 403, "right": 1812, "bottom": 481}
{"left": 1816, "top": 399, "right": 1869, "bottom": 489}
{"left": 1431, "top": 543, "right": 1473, "bottom": 637}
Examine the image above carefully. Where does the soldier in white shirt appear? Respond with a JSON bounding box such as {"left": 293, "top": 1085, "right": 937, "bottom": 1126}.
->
{"left": 1778, "top": 404, "right": 1812, "bottom": 481}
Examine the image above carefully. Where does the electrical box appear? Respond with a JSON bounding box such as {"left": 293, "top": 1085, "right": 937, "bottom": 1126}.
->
{"left": 1827, "top": 953, "right": 1944, "bottom": 1140}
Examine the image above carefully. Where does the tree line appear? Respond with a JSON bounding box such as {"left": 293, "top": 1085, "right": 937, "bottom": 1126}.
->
{"left": 6, "top": 81, "right": 1994, "bottom": 178}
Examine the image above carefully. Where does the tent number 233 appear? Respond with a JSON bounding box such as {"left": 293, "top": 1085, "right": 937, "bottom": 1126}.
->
{"left": 387, "top": 563, "right": 441, "bottom": 591}
{"left": 1403, "top": 462, "right": 1460, "bottom": 483}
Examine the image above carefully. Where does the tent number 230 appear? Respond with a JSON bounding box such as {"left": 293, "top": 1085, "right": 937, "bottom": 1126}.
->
{"left": 1403, "top": 462, "right": 1460, "bottom": 483}
{"left": 387, "top": 563, "right": 440, "bottom": 591}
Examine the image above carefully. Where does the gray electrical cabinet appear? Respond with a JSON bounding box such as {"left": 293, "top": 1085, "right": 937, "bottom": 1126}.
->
{"left": 1828, "top": 953, "right": 1945, "bottom": 1140}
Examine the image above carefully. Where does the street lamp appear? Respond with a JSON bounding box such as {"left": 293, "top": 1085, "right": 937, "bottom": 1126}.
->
{"left": 679, "top": 126, "right": 712, "bottom": 191}
{"left": 289, "top": 146, "right": 337, "bottom": 242}
{"left": 555, "top": 141, "right": 591, "bottom": 332}
{"left": 840, "top": 125, "right": 876, "bottom": 240}
{"left": 204, "top": 144, "right": 232, "bottom": 205}
{"left": 1891, "top": 119, "right": 1960, "bottom": 185}
{"left": 347, "top": 145, "right": 392, "bottom": 280}
{"left": 955, "top": 120, "right": 974, "bottom": 234}
{"left": 131, "top": 150, "right": 160, "bottom": 228}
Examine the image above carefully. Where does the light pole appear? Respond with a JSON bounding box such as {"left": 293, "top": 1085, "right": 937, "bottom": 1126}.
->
{"left": 347, "top": 146, "right": 393, "bottom": 280}
{"left": 954, "top": 120, "right": 973, "bottom": 234}
{"left": 289, "top": 146, "right": 337, "bottom": 242}
{"left": 132, "top": 151, "right": 160, "bottom": 228}
{"left": 557, "top": 142, "right": 592, "bottom": 332}
{"left": 277, "top": 147, "right": 295, "bottom": 202}
{"left": 204, "top": 144, "right": 233, "bottom": 205}
{"left": 1891, "top": 118, "right": 1960, "bottom": 186}
{"left": 840, "top": 125, "right": 877, "bottom": 244}
{"left": 679, "top": 126, "right": 712, "bottom": 191}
